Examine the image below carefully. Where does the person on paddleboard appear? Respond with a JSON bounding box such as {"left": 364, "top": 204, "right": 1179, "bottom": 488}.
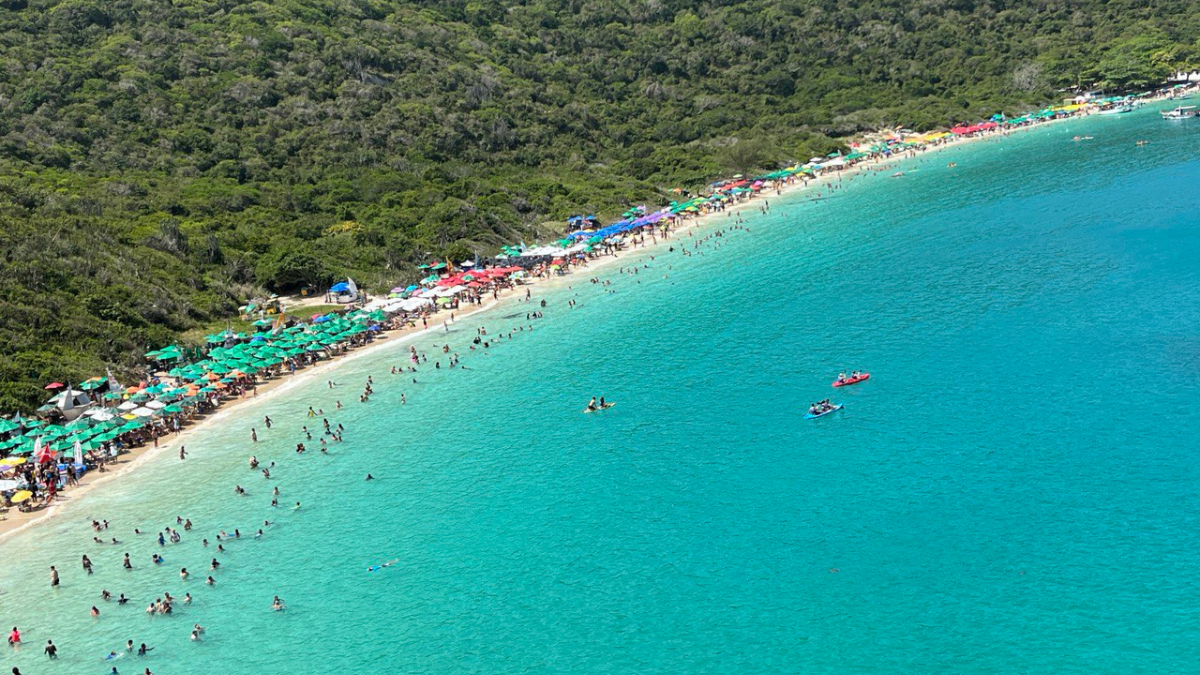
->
{"left": 586, "top": 397, "right": 597, "bottom": 412}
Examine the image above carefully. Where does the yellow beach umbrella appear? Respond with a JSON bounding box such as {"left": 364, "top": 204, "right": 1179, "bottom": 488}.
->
{"left": 10, "top": 490, "right": 33, "bottom": 503}
{"left": 0, "top": 457, "right": 26, "bottom": 466}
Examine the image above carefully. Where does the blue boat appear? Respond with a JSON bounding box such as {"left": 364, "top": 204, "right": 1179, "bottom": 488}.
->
{"left": 804, "top": 404, "right": 843, "bottom": 419}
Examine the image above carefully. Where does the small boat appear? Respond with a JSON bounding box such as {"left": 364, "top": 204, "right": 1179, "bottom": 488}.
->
{"left": 804, "top": 404, "right": 843, "bottom": 419}
{"left": 1161, "top": 106, "right": 1198, "bottom": 120}
{"left": 832, "top": 373, "right": 870, "bottom": 387}
{"left": 1098, "top": 105, "right": 1133, "bottom": 115}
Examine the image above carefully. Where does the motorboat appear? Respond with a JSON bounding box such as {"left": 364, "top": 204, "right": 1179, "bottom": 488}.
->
{"left": 1161, "top": 106, "right": 1198, "bottom": 120}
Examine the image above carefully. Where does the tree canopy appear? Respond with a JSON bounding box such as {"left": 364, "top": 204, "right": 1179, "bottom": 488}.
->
{"left": 0, "top": 0, "right": 1197, "bottom": 410}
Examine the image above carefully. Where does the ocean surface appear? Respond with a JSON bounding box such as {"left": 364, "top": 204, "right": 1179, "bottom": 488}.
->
{"left": 3, "top": 105, "right": 1200, "bottom": 675}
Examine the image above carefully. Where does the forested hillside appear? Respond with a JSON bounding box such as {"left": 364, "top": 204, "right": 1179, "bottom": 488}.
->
{"left": 0, "top": 0, "right": 1197, "bottom": 409}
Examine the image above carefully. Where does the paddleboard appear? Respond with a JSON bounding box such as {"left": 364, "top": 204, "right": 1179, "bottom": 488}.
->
{"left": 583, "top": 403, "right": 616, "bottom": 413}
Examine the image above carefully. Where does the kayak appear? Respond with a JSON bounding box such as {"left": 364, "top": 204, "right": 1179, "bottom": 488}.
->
{"left": 804, "top": 404, "right": 843, "bottom": 419}
{"left": 832, "top": 373, "right": 870, "bottom": 387}
{"left": 583, "top": 403, "right": 616, "bottom": 414}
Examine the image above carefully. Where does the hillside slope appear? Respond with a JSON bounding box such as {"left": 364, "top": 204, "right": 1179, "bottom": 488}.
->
{"left": 0, "top": 0, "right": 1196, "bottom": 409}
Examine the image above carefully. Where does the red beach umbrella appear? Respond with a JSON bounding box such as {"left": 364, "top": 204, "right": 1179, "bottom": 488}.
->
{"left": 44, "top": 382, "right": 65, "bottom": 390}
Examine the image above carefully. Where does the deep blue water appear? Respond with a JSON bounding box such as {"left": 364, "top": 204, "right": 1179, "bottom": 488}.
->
{"left": 3, "top": 104, "right": 1200, "bottom": 675}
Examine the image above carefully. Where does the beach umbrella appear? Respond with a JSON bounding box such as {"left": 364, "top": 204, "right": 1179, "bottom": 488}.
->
{"left": 45, "top": 382, "right": 65, "bottom": 390}
{"left": 41, "top": 425, "right": 68, "bottom": 438}
{"left": 10, "top": 490, "right": 32, "bottom": 504}
{"left": 78, "top": 377, "right": 107, "bottom": 391}
{"left": 0, "top": 457, "right": 26, "bottom": 467}
{"left": 0, "top": 419, "right": 19, "bottom": 433}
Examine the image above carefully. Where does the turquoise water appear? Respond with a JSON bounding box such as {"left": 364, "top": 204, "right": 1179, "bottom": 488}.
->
{"left": 4, "top": 106, "right": 1200, "bottom": 674}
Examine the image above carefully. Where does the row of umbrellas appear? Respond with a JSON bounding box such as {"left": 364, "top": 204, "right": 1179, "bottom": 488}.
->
{"left": 1, "top": 308, "right": 388, "bottom": 464}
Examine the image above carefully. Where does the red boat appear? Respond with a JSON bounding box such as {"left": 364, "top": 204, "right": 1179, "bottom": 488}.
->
{"left": 831, "top": 373, "right": 870, "bottom": 387}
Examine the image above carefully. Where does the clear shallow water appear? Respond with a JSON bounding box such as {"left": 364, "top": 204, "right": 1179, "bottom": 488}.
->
{"left": 3, "top": 106, "right": 1200, "bottom": 675}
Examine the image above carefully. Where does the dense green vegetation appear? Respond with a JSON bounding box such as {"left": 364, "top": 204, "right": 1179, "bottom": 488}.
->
{"left": 0, "top": 0, "right": 1197, "bottom": 410}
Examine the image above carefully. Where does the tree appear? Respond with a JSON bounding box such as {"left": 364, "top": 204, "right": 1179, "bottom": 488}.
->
{"left": 254, "top": 247, "right": 329, "bottom": 292}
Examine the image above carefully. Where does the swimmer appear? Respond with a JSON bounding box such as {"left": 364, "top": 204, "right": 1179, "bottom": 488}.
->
{"left": 365, "top": 474, "right": 374, "bottom": 481}
{"left": 271, "top": 596, "right": 285, "bottom": 611}
{"left": 367, "top": 559, "right": 399, "bottom": 572}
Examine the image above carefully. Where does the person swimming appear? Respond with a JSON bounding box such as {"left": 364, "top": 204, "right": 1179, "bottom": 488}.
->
{"left": 367, "top": 559, "right": 399, "bottom": 572}
{"left": 271, "top": 596, "right": 285, "bottom": 611}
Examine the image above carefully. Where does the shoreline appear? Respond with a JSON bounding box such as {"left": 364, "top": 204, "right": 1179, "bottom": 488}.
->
{"left": 0, "top": 101, "right": 1130, "bottom": 544}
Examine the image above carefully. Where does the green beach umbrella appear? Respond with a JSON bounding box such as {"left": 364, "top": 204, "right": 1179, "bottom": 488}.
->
{"left": 41, "top": 425, "right": 68, "bottom": 438}
{"left": 78, "top": 377, "right": 107, "bottom": 391}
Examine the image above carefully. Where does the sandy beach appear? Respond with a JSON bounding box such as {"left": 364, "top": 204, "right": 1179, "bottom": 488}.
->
{"left": 0, "top": 104, "right": 1109, "bottom": 544}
